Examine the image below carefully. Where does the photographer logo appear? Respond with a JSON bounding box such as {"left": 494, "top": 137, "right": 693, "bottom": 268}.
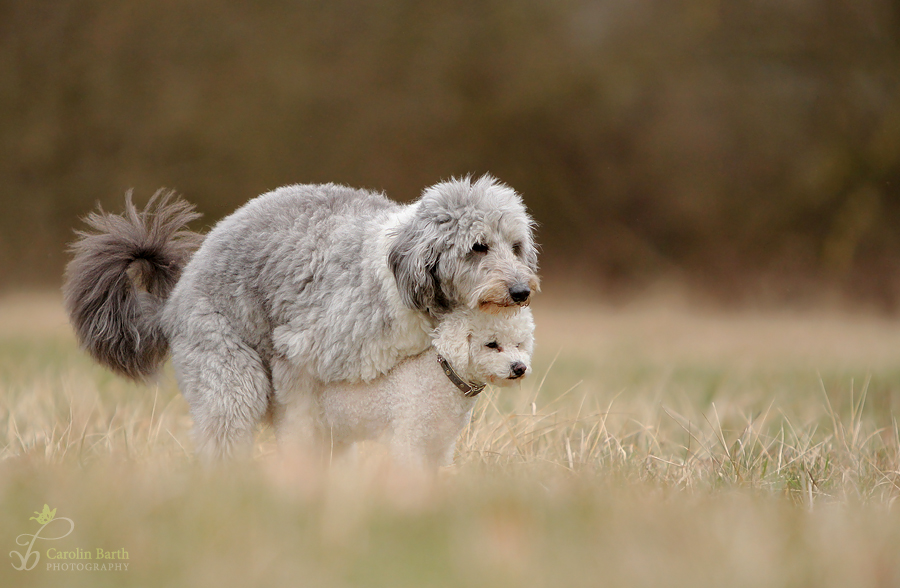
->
{"left": 9, "top": 505, "right": 129, "bottom": 572}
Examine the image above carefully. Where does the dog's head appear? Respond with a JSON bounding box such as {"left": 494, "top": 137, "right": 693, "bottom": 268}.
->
{"left": 432, "top": 307, "right": 534, "bottom": 387}
{"left": 389, "top": 175, "right": 540, "bottom": 319}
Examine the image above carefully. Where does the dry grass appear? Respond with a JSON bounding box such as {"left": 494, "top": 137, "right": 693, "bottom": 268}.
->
{"left": 2, "top": 292, "right": 900, "bottom": 587}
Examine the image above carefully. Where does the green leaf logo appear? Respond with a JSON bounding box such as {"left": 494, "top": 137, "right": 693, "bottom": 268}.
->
{"left": 28, "top": 504, "right": 56, "bottom": 525}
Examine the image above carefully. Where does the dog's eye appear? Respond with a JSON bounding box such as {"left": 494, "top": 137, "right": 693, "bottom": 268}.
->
{"left": 512, "top": 242, "right": 523, "bottom": 256}
{"left": 472, "top": 242, "right": 489, "bottom": 254}
{"left": 485, "top": 341, "right": 500, "bottom": 350}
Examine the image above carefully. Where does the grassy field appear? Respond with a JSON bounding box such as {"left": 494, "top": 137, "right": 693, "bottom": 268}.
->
{"left": 2, "top": 292, "right": 900, "bottom": 587}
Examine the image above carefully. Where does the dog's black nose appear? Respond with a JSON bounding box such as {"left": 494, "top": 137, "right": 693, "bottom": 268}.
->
{"left": 510, "top": 362, "right": 527, "bottom": 378}
{"left": 509, "top": 283, "right": 531, "bottom": 303}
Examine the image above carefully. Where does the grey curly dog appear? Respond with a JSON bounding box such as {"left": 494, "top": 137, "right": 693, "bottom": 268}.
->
{"left": 63, "top": 175, "right": 539, "bottom": 459}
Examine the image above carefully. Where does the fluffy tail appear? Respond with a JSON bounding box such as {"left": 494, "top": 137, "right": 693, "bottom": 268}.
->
{"left": 63, "top": 190, "right": 203, "bottom": 380}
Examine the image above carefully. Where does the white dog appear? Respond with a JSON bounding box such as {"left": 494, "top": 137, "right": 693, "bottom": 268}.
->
{"left": 319, "top": 307, "right": 534, "bottom": 468}
{"left": 63, "top": 175, "right": 539, "bottom": 459}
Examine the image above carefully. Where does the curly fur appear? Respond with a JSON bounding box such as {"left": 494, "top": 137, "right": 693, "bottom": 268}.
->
{"left": 62, "top": 190, "right": 202, "bottom": 379}
{"left": 63, "top": 175, "right": 539, "bottom": 459}
{"left": 319, "top": 307, "right": 535, "bottom": 468}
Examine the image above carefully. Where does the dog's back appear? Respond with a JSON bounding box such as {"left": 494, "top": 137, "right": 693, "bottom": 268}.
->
{"left": 163, "top": 184, "right": 403, "bottom": 362}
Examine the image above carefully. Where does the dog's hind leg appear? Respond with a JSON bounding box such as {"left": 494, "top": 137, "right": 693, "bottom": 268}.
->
{"left": 169, "top": 316, "right": 272, "bottom": 461}
{"left": 269, "top": 359, "right": 330, "bottom": 460}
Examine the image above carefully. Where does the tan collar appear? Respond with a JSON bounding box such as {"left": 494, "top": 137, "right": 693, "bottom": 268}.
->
{"left": 436, "top": 355, "right": 486, "bottom": 397}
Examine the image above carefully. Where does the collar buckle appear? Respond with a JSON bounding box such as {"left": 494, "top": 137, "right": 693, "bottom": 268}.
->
{"left": 436, "top": 355, "right": 486, "bottom": 397}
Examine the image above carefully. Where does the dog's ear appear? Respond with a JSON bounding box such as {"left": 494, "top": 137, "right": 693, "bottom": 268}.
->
{"left": 388, "top": 219, "right": 450, "bottom": 317}
{"left": 432, "top": 313, "right": 471, "bottom": 374}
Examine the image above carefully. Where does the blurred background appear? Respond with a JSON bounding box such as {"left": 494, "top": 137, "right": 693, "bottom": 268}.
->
{"left": 2, "top": 0, "right": 899, "bottom": 307}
